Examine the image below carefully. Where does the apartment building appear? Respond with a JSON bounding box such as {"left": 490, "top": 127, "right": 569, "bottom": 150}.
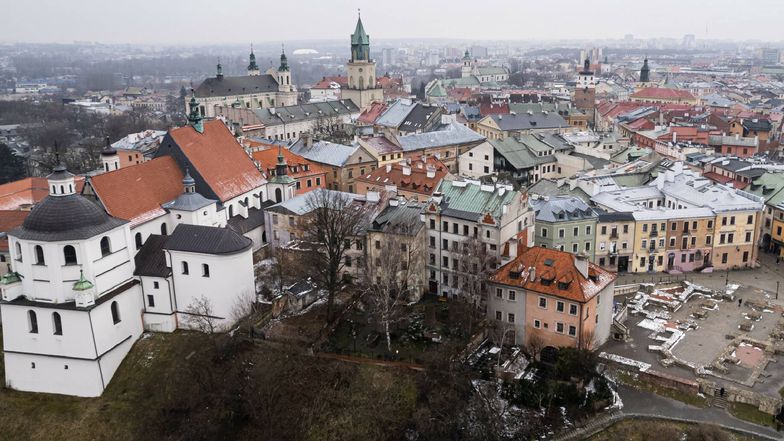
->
{"left": 531, "top": 196, "right": 598, "bottom": 261}
{"left": 594, "top": 212, "right": 635, "bottom": 273}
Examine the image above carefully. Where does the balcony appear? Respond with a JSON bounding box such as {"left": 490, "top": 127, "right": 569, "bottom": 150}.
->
{"left": 650, "top": 230, "right": 659, "bottom": 238}
{"left": 610, "top": 232, "right": 619, "bottom": 240}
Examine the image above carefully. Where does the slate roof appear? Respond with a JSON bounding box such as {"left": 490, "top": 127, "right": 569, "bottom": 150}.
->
{"left": 266, "top": 189, "right": 363, "bottom": 216}
{"left": 11, "top": 194, "right": 127, "bottom": 241}
{"left": 491, "top": 137, "right": 550, "bottom": 170}
{"left": 89, "top": 156, "right": 184, "bottom": 225}
{"left": 740, "top": 118, "right": 772, "bottom": 132}
{"left": 253, "top": 101, "right": 358, "bottom": 126}
{"left": 290, "top": 140, "right": 361, "bottom": 167}
{"left": 400, "top": 103, "right": 440, "bottom": 132}
{"left": 531, "top": 196, "right": 598, "bottom": 223}
{"left": 194, "top": 75, "right": 280, "bottom": 98}
{"left": 397, "top": 122, "right": 484, "bottom": 152}
{"left": 376, "top": 99, "right": 416, "bottom": 128}
{"left": 527, "top": 179, "right": 590, "bottom": 202}
{"left": 164, "top": 224, "right": 252, "bottom": 255}
{"left": 158, "top": 120, "right": 266, "bottom": 203}
{"left": 487, "top": 112, "right": 570, "bottom": 131}
{"left": 570, "top": 152, "right": 611, "bottom": 169}
{"left": 227, "top": 205, "right": 269, "bottom": 234}
{"left": 162, "top": 190, "right": 214, "bottom": 212}
{"left": 133, "top": 234, "right": 171, "bottom": 277}
{"left": 368, "top": 201, "right": 424, "bottom": 235}
{"left": 597, "top": 212, "right": 635, "bottom": 222}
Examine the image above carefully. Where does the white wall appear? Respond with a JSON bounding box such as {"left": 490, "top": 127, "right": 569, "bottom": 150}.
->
{"left": 458, "top": 142, "right": 494, "bottom": 178}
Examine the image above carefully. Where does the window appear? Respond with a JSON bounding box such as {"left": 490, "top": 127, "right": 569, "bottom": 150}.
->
{"left": 585, "top": 242, "right": 591, "bottom": 252}
{"left": 743, "top": 251, "right": 749, "bottom": 262}
{"left": 573, "top": 227, "right": 578, "bottom": 236}
{"left": 496, "top": 311, "right": 502, "bottom": 320}
{"left": 556, "top": 301, "right": 565, "bottom": 312}
{"left": 721, "top": 253, "right": 728, "bottom": 264}
{"left": 147, "top": 295, "right": 155, "bottom": 307}
{"left": 534, "top": 319, "right": 541, "bottom": 329}
{"left": 345, "top": 256, "right": 352, "bottom": 267}
{"left": 568, "top": 325, "right": 577, "bottom": 337}
{"left": 556, "top": 322, "right": 564, "bottom": 333}
{"left": 558, "top": 228, "right": 565, "bottom": 238}
{"left": 586, "top": 226, "right": 591, "bottom": 235}
{"left": 182, "top": 261, "right": 189, "bottom": 275}
{"left": 601, "top": 226, "right": 607, "bottom": 235}
{"left": 160, "top": 223, "right": 168, "bottom": 235}
{"left": 707, "top": 220, "right": 713, "bottom": 229}
{"left": 569, "top": 304, "right": 578, "bottom": 315}
{"left": 572, "top": 243, "right": 578, "bottom": 253}
{"left": 202, "top": 264, "right": 210, "bottom": 277}
{"left": 63, "top": 245, "right": 77, "bottom": 265}
{"left": 508, "top": 313, "right": 515, "bottom": 323}
{"left": 745, "top": 232, "right": 752, "bottom": 242}
{"left": 153, "top": 281, "right": 159, "bottom": 289}
{"left": 747, "top": 215, "right": 753, "bottom": 224}
{"left": 508, "top": 290, "right": 516, "bottom": 301}
{"left": 706, "top": 235, "right": 712, "bottom": 245}
{"left": 52, "top": 312, "right": 62, "bottom": 335}
{"left": 34, "top": 245, "right": 45, "bottom": 265}
{"left": 496, "top": 288, "right": 503, "bottom": 298}
{"left": 100, "top": 237, "right": 111, "bottom": 256}
{"left": 28, "top": 310, "right": 38, "bottom": 334}
{"left": 111, "top": 301, "right": 121, "bottom": 324}
{"left": 538, "top": 297, "right": 547, "bottom": 309}
{"left": 14, "top": 242, "right": 22, "bottom": 261}
{"left": 541, "top": 228, "right": 548, "bottom": 238}
{"left": 135, "top": 232, "right": 143, "bottom": 249}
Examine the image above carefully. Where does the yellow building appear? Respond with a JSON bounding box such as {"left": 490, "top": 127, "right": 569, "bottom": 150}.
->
{"left": 711, "top": 211, "right": 759, "bottom": 270}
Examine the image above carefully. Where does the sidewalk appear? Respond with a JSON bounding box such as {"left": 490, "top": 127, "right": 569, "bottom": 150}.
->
{"left": 618, "top": 385, "right": 781, "bottom": 440}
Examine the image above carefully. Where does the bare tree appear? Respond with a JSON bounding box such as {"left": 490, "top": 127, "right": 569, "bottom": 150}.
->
{"left": 363, "top": 223, "right": 423, "bottom": 351}
{"left": 230, "top": 290, "right": 260, "bottom": 335}
{"left": 526, "top": 332, "right": 545, "bottom": 361}
{"left": 303, "top": 190, "right": 370, "bottom": 322}
{"left": 456, "top": 237, "right": 497, "bottom": 310}
{"left": 184, "top": 295, "right": 219, "bottom": 334}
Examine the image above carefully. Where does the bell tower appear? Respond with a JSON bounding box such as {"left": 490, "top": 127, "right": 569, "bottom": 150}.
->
{"left": 341, "top": 10, "right": 384, "bottom": 110}
{"left": 247, "top": 44, "right": 260, "bottom": 76}
{"left": 573, "top": 58, "right": 596, "bottom": 123}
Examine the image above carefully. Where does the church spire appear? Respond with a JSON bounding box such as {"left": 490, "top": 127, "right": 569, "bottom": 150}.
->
{"left": 216, "top": 60, "right": 223, "bottom": 79}
{"left": 187, "top": 90, "right": 204, "bottom": 134}
{"left": 278, "top": 44, "right": 289, "bottom": 72}
{"left": 640, "top": 57, "right": 650, "bottom": 83}
{"left": 350, "top": 9, "right": 370, "bottom": 62}
{"left": 247, "top": 44, "right": 259, "bottom": 73}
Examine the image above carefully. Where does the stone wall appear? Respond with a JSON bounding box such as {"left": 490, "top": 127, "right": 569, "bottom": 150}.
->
{"left": 698, "top": 379, "right": 783, "bottom": 415}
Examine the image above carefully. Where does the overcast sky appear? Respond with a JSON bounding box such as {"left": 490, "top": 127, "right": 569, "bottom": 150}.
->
{"left": 3, "top": 0, "right": 783, "bottom": 44}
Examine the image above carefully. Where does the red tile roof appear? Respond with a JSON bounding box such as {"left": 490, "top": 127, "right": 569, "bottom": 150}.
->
{"left": 355, "top": 157, "right": 449, "bottom": 197}
{"left": 89, "top": 156, "right": 184, "bottom": 226}
{"left": 479, "top": 103, "right": 509, "bottom": 116}
{"left": 448, "top": 88, "right": 474, "bottom": 102}
{"left": 358, "top": 102, "right": 388, "bottom": 125}
{"left": 251, "top": 148, "right": 326, "bottom": 180}
{"left": 312, "top": 76, "right": 348, "bottom": 89}
{"left": 631, "top": 87, "right": 696, "bottom": 101}
{"left": 167, "top": 120, "right": 266, "bottom": 202}
{"left": 491, "top": 247, "right": 616, "bottom": 303}
{"left": 0, "top": 176, "right": 85, "bottom": 211}
{"left": 0, "top": 210, "right": 30, "bottom": 251}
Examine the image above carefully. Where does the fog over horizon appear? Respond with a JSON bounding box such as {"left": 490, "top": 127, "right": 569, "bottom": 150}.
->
{"left": 2, "top": 0, "right": 784, "bottom": 45}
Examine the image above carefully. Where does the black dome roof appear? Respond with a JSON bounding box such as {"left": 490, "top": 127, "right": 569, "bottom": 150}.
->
{"left": 15, "top": 194, "right": 127, "bottom": 241}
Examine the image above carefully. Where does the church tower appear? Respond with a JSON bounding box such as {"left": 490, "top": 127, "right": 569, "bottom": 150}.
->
{"left": 247, "top": 45, "right": 260, "bottom": 76}
{"left": 461, "top": 49, "right": 473, "bottom": 78}
{"left": 101, "top": 136, "right": 119, "bottom": 173}
{"left": 341, "top": 11, "right": 384, "bottom": 110}
{"left": 267, "top": 146, "right": 296, "bottom": 203}
{"left": 277, "top": 46, "right": 292, "bottom": 93}
{"left": 573, "top": 58, "right": 596, "bottom": 123}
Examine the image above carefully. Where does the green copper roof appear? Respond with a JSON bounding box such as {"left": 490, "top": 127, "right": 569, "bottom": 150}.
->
{"left": 351, "top": 16, "right": 369, "bottom": 45}
{"left": 248, "top": 48, "right": 259, "bottom": 71}
{"left": 434, "top": 180, "right": 518, "bottom": 222}
{"left": 72, "top": 270, "right": 94, "bottom": 291}
{"left": 278, "top": 49, "right": 289, "bottom": 72}
{"left": 748, "top": 172, "right": 784, "bottom": 208}
{"left": 0, "top": 271, "right": 21, "bottom": 285}
{"left": 427, "top": 80, "right": 447, "bottom": 98}
{"left": 187, "top": 91, "right": 204, "bottom": 133}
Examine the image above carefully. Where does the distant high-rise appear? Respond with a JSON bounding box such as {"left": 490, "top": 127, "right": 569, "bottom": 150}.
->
{"left": 469, "top": 45, "right": 488, "bottom": 58}
{"left": 381, "top": 48, "right": 397, "bottom": 67}
{"left": 682, "top": 34, "right": 696, "bottom": 49}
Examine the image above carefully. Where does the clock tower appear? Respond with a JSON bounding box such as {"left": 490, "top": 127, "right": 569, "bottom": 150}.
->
{"left": 341, "top": 11, "right": 384, "bottom": 110}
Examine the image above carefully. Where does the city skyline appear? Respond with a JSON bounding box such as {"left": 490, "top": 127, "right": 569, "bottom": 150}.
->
{"left": 3, "top": 0, "right": 784, "bottom": 45}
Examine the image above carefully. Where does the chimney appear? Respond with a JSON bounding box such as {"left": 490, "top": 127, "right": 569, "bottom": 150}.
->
{"left": 672, "top": 131, "right": 677, "bottom": 143}
{"left": 302, "top": 132, "right": 313, "bottom": 148}
{"left": 366, "top": 191, "right": 380, "bottom": 202}
{"left": 574, "top": 253, "right": 589, "bottom": 278}
{"left": 402, "top": 165, "right": 411, "bottom": 176}
{"left": 426, "top": 166, "right": 436, "bottom": 178}
{"left": 431, "top": 191, "right": 443, "bottom": 205}
{"left": 528, "top": 265, "right": 536, "bottom": 282}
{"left": 386, "top": 163, "right": 392, "bottom": 173}
{"left": 507, "top": 237, "right": 518, "bottom": 261}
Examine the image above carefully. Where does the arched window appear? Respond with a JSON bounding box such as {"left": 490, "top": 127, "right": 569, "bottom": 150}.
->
{"left": 160, "top": 223, "right": 168, "bottom": 236}
{"left": 59, "top": 185, "right": 64, "bottom": 194}
{"left": 275, "top": 188, "right": 282, "bottom": 203}
{"left": 100, "top": 237, "right": 111, "bottom": 256}
{"left": 34, "top": 245, "right": 45, "bottom": 265}
{"left": 181, "top": 261, "right": 189, "bottom": 275}
{"left": 63, "top": 245, "right": 77, "bottom": 265}
{"left": 111, "top": 301, "right": 121, "bottom": 324}
{"left": 28, "top": 310, "right": 38, "bottom": 333}
{"left": 228, "top": 205, "right": 234, "bottom": 218}
{"left": 135, "top": 233, "right": 143, "bottom": 249}
{"left": 202, "top": 263, "right": 210, "bottom": 277}
{"left": 15, "top": 242, "right": 22, "bottom": 261}
{"left": 359, "top": 76, "right": 365, "bottom": 90}
{"left": 52, "top": 312, "right": 62, "bottom": 335}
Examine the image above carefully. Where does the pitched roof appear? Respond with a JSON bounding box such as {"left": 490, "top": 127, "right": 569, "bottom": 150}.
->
{"left": 486, "top": 112, "right": 570, "bottom": 131}
{"left": 397, "top": 122, "right": 485, "bottom": 152}
{"left": 0, "top": 210, "right": 30, "bottom": 251}
{"left": 490, "top": 247, "right": 615, "bottom": 302}
{"left": 311, "top": 76, "right": 348, "bottom": 89}
{"left": 531, "top": 196, "right": 598, "bottom": 223}
{"left": 356, "top": 158, "right": 448, "bottom": 197}
{"left": 89, "top": 156, "right": 184, "bottom": 225}
{"left": 133, "top": 234, "right": 171, "bottom": 277}
{"left": 253, "top": 100, "right": 358, "bottom": 126}
{"left": 194, "top": 74, "right": 280, "bottom": 98}
{"left": 164, "top": 224, "right": 252, "bottom": 255}
{"left": 0, "top": 177, "right": 85, "bottom": 211}
{"left": 631, "top": 87, "right": 696, "bottom": 101}
{"left": 368, "top": 201, "right": 424, "bottom": 235}
{"left": 251, "top": 147, "right": 326, "bottom": 180}
{"left": 361, "top": 136, "right": 402, "bottom": 155}
{"left": 432, "top": 180, "right": 519, "bottom": 223}
{"left": 376, "top": 99, "right": 417, "bottom": 128}
{"left": 357, "top": 102, "right": 387, "bottom": 125}
{"left": 161, "top": 120, "right": 266, "bottom": 202}
{"left": 290, "top": 140, "right": 368, "bottom": 167}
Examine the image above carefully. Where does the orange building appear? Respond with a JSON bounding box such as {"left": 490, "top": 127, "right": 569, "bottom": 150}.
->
{"left": 487, "top": 247, "right": 616, "bottom": 350}
{"left": 354, "top": 156, "right": 450, "bottom": 201}
{"left": 252, "top": 147, "right": 327, "bottom": 196}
